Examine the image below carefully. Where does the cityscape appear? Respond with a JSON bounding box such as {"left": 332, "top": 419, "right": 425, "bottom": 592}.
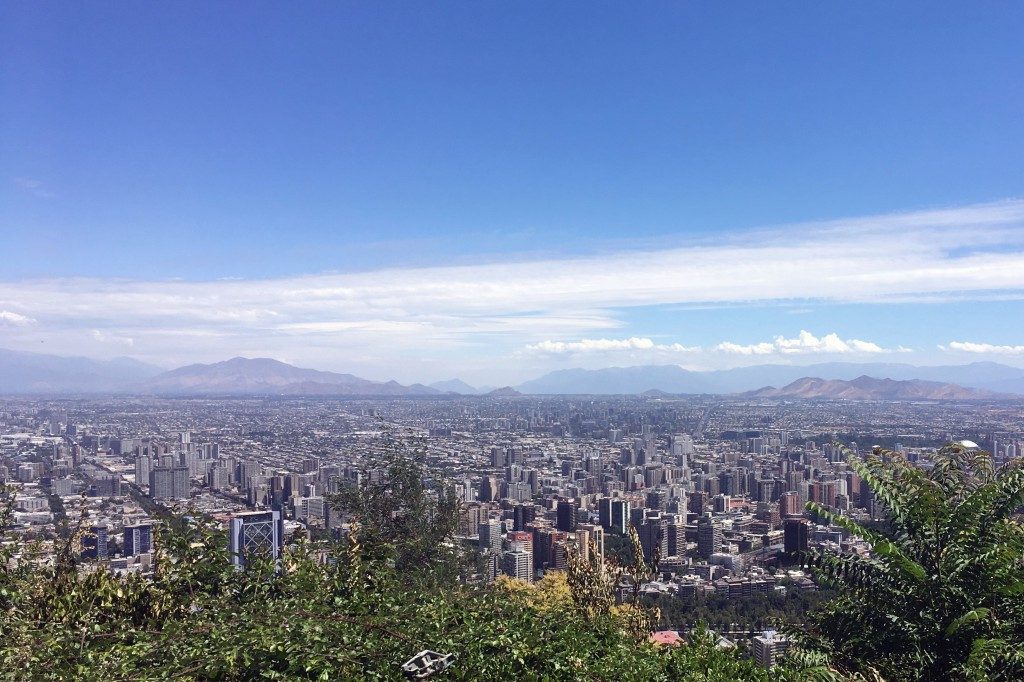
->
{"left": 3, "top": 388, "right": 1022, "bottom": 670}
{"left": 3, "top": 2, "right": 1024, "bottom": 680}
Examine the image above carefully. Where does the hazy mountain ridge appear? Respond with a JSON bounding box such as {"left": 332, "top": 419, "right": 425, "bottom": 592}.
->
{"left": 3, "top": 348, "right": 1023, "bottom": 398}
{"left": 516, "top": 361, "right": 1024, "bottom": 395}
{"left": 429, "top": 378, "right": 484, "bottom": 394}
{"left": 743, "top": 375, "right": 995, "bottom": 400}
{"left": 0, "top": 348, "right": 163, "bottom": 394}
{"left": 140, "top": 357, "right": 440, "bottom": 396}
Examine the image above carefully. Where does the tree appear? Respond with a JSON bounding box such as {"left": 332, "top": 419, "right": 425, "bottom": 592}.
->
{"left": 328, "top": 428, "right": 464, "bottom": 585}
{"left": 794, "top": 443, "right": 1024, "bottom": 681}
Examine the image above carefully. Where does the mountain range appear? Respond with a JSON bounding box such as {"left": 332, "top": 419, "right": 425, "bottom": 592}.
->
{"left": 742, "top": 375, "right": 996, "bottom": 401}
{"left": 140, "top": 357, "right": 441, "bottom": 396}
{"left": 515, "top": 361, "right": 1024, "bottom": 395}
{"left": 0, "top": 348, "right": 163, "bottom": 394}
{"left": 1, "top": 348, "right": 1023, "bottom": 398}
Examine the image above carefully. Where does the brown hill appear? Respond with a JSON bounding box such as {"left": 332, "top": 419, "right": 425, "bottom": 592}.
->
{"left": 743, "top": 375, "right": 994, "bottom": 400}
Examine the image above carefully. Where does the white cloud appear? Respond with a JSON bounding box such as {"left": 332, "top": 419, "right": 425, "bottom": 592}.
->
{"left": 717, "top": 331, "right": 889, "bottom": 355}
{"left": 524, "top": 337, "right": 700, "bottom": 354}
{"left": 0, "top": 310, "right": 35, "bottom": 326}
{"left": 0, "top": 200, "right": 1022, "bottom": 373}
{"left": 942, "top": 341, "right": 1024, "bottom": 355}
{"left": 91, "top": 330, "right": 134, "bottom": 347}
{"left": 715, "top": 341, "right": 775, "bottom": 355}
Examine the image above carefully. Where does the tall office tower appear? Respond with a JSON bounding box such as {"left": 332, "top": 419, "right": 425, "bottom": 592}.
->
{"left": 238, "top": 459, "right": 262, "bottom": 490}
{"left": 149, "top": 465, "right": 190, "bottom": 500}
{"left": 81, "top": 524, "right": 109, "bottom": 560}
{"left": 598, "top": 497, "right": 612, "bottom": 530}
{"left": 667, "top": 521, "right": 683, "bottom": 557}
{"left": 513, "top": 503, "right": 535, "bottom": 531}
{"left": 459, "top": 504, "right": 483, "bottom": 536}
{"left": 502, "top": 549, "right": 534, "bottom": 582}
{"left": 783, "top": 517, "right": 810, "bottom": 556}
{"left": 478, "top": 518, "right": 503, "bottom": 553}
{"left": 605, "top": 498, "right": 632, "bottom": 533}
{"left": 124, "top": 522, "right": 153, "bottom": 556}
{"left": 752, "top": 630, "right": 790, "bottom": 668}
{"left": 639, "top": 512, "right": 668, "bottom": 564}
{"left": 489, "top": 446, "right": 506, "bottom": 468}
{"left": 696, "top": 516, "right": 722, "bottom": 560}
{"left": 478, "top": 475, "right": 500, "bottom": 502}
{"left": 207, "top": 464, "right": 230, "bottom": 491}
{"left": 229, "top": 510, "right": 284, "bottom": 569}
{"left": 135, "top": 454, "right": 151, "bottom": 487}
{"left": 646, "top": 489, "right": 667, "bottom": 511}
{"left": 576, "top": 523, "right": 605, "bottom": 563}
{"left": 556, "top": 499, "right": 578, "bottom": 532}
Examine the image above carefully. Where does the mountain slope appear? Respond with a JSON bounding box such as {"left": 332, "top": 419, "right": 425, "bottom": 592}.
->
{"left": 0, "top": 348, "right": 163, "bottom": 394}
{"left": 516, "top": 362, "right": 1024, "bottom": 395}
{"left": 428, "top": 378, "right": 481, "bottom": 394}
{"left": 142, "top": 357, "right": 439, "bottom": 396}
{"left": 743, "top": 375, "right": 994, "bottom": 400}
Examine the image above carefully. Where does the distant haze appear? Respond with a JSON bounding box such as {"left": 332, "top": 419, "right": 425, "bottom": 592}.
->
{"left": 1, "top": 349, "right": 1021, "bottom": 398}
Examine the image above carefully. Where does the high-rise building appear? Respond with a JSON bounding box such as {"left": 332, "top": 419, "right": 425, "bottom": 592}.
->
{"left": 150, "top": 465, "right": 190, "bottom": 500}
{"left": 556, "top": 499, "right": 578, "bottom": 532}
{"left": 783, "top": 517, "right": 809, "bottom": 556}
{"left": 779, "top": 491, "right": 801, "bottom": 518}
{"left": 229, "top": 510, "right": 284, "bottom": 569}
{"left": 135, "top": 455, "right": 151, "bottom": 487}
{"left": 597, "top": 497, "right": 612, "bottom": 530}
{"left": 752, "top": 630, "right": 790, "bottom": 668}
{"left": 576, "top": 523, "right": 605, "bottom": 563}
{"left": 82, "top": 524, "right": 109, "bottom": 560}
{"left": 697, "top": 516, "right": 722, "bottom": 560}
{"left": 639, "top": 512, "right": 668, "bottom": 564}
{"left": 478, "top": 475, "right": 500, "bottom": 502}
{"left": 207, "top": 464, "right": 230, "bottom": 491}
{"left": 502, "top": 549, "right": 533, "bottom": 582}
{"left": 124, "top": 523, "right": 153, "bottom": 556}
{"left": 610, "top": 499, "right": 631, "bottom": 534}
{"left": 512, "top": 504, "right": 535, "bottom": 531}
{"left": 478, "top": 518, "right": 503, "bottom": 553}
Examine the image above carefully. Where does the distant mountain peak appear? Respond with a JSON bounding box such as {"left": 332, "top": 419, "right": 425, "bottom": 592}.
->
{"left": 485, "top": 386, "right": 522, "bottom": 397}
{"left": 428, "top": 378, "right": 480, "bottom": 394}
{"left": 142, "top": 357, "right": 438, "bottom": 396}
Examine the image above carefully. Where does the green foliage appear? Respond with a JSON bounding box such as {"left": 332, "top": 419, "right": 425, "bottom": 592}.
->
{"left": 1, "top": 457, "right": 800, "bottom": 681}
{"left": 1, "top": 506, "right": 791, "bottom": 680}
{"left": 795, "top": 443, "right": 1024, "bottom": 681}
{"left": 328, "top": 429, "right": 464, "bottom": 586}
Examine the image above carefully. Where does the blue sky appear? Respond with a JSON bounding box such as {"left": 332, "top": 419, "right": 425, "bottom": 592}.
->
{"left": 2, "top": 2, "right": 1023, "bottom": 384}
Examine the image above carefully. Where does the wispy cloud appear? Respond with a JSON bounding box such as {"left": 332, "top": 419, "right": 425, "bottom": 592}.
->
{"left": 941, "top": 341, "right": 1024, "bottom": 355}
{"left": 91, "top": 330, "right": 134, "bottom": 347}
{"left": 0, "top": 310, "right": 35, "bottom": 326}
{"left": 0, "top": 200, "right": 1022, "bottom": 373}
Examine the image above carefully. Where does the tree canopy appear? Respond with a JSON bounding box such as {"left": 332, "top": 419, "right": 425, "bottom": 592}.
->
{"left": 795, "top": 444, "right": 1024, "bottom": 681}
